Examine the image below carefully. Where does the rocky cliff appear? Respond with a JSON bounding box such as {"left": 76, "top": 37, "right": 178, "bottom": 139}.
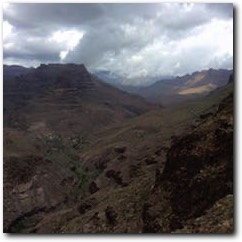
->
{"left": 143, "top": 91, "right": 233, "bottom": 233}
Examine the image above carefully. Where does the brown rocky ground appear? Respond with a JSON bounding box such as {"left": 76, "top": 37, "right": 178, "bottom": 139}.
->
{"left": 3, "top": 155, "right": 78, "bottom": 232}
{"left": 3, "top": 65, "right": 233, "bottom": 233}
{"left": 143, "top": 92, "right": 233, "bottom": 233}
{"left": 28, "top": 90, "right": 233, "bottom": 234}
{"left": 174, "top": 194, "right": 233, "bottom": 233}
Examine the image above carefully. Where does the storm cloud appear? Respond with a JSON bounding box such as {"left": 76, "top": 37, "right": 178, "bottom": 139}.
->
{"left": 3, "top": 3, "right": 233, "bottom": 85}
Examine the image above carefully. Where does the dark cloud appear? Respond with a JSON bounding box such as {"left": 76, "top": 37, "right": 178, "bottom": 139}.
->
{"left": 3, "top": 37, "right": 61, "bottom": 61}
{"left": 205, "top": 3, "right": 233, "bottom": 18}
{"left": 3, "top": 3, "right": 233, "bottom": 85}
{"left": 3, "top": 3, "right": 103, "bottom": 29}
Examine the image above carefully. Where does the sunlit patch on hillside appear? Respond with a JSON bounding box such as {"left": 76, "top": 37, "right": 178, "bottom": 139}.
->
{"left": 185, "top": 73, "right": 206, "bottom": 86}
{"left": 178, "top": 83, "right": 217, "bottom": 95}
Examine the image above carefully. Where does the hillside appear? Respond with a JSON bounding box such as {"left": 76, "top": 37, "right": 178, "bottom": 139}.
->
{"left": 28, "top": 78, "right": 233, "bottom": 233}
{"left": 3, "top": 63, "right": 157, "bottom": 232}
{"left": 3, "top": 65, "right": 34, "bottom": 79}
{"left": 120, "top": 68, "right": 233, "bottom": 105}
{"left": 3, "top": 64, "right": 157, "bottom": 135}
{"left": 144, "top": 91, "right": 233, "bottom": 233}
{"left": 3, "top": 65, "right": 233, "bottom": 233}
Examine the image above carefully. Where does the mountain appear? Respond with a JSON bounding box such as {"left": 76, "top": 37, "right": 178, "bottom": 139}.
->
{"left": 121, "top": 68, "right": 233, "bottom": 105}
{"left": 24, "top": 75, "right": 232, "bottom": 234}
{"left": 3, "top": 65, "right": 34, "bottom": 79}
{"left": 3, "top": 64, "right": 233, "bottom": 233}
{"left": 3, "top": 63, "right": 157, "bottom": 135}
{"left": 3, "top": 63, "right": 158, "bottom": 232}
{"left": 147, "top": 91, "right": 233, "bottom": 233}
{"left": 3, "top": 65, "right": 34, "bottom": 97}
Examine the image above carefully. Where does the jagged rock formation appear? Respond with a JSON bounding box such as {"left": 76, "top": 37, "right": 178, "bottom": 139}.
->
{"left": 144, "top": 91, "right": 233, "bottom": 233}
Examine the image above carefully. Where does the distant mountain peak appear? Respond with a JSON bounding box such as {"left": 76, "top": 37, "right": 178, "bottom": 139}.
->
{"left": 33, "top": 63, "right": 94, "bottom": 91}
{"left": 122, "top": 68, "right": 233, "bottom": 105}
{"left": 38, "top": 63, "right": 88, "bottom": 71}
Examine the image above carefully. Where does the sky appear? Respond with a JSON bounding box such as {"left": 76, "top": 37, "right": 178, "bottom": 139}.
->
{"left": 3, "top": 3, "right": 233, "bottom": 85}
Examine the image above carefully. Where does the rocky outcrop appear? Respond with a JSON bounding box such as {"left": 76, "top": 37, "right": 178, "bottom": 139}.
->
{"left": 105, "top": 170, "right": 127, "bottom": 186}
{"left": 144, "top": 92, "right": 233, "bottom": 233}
{"left": 3, "top": 155, "right": 77, "bottom": 232}
{"left": 174, "top": 194, "right": 233, "bottom": 233}
{"left": 163, "top": 101, "right": 233, "bottom": 221}
{"left": 89, "top": 182, "right": 99, "bottom": 194}
{"left": 105, "top": 206, "right": 118, "bottom": 227}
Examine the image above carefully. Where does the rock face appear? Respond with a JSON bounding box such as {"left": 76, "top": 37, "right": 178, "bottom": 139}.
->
{"left": 174, "top": 194, "right": 233, "bottom": 233}
{"left": 3, "top": 155, "right": 77, "bottom": 232}
{"left": 167, "top": 99, "right": 232, "bottom": 223}
{"left": 3, "top": 64, "right": 94, "bottom": 114}
{"left": 146, "top": 92, "right": 233, "bottom": 232}
{"left": 3, "top": 63, "right": 156, "bottom": 134}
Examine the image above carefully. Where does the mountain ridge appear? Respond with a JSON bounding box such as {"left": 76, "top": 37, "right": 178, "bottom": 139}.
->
{"left": 3, "top": 63, "right": 233, "bottom": 233}
{"left": 3, "top": 63, "right": 157, "bottom": 135}
{"left": 96, "top": 68, "right": 233, "bottom": 105}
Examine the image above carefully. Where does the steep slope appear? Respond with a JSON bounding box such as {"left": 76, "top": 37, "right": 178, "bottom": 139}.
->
{"left": 3, "top": 66, "right": 233, "bottom": 233}
{"left": 124, "top": 68, "right": 232, "bottom": 105}
{"left": 4, "top": 63, "right": 156, "bottom": 135}
{"left": 3, "top": 65, "right": 34, "bottom": 79}
{"left": 17, "top": 77, "right": 233, "bottom": 234}
{"left": 3, "top": 154, "right": 79, "bottom": 232}
{"left": 143, "top": 90, "right": 233, "bottom": 233}
{"left": 3, "top": 63, "right": 157, "bottom": 232}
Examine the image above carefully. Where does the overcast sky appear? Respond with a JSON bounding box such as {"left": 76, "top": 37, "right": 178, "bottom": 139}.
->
{"left": 3, "top": 3, "right": 233, "bottom": 85}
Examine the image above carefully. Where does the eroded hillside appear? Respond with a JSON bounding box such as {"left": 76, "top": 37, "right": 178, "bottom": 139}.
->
{"left": 3, "top": 65, "right": 233, "bottom": 233}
